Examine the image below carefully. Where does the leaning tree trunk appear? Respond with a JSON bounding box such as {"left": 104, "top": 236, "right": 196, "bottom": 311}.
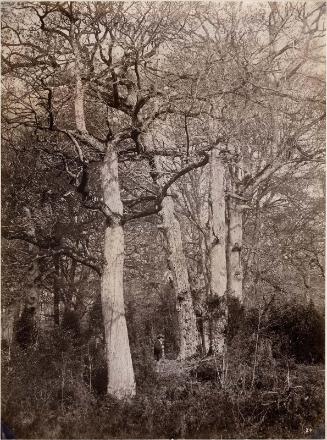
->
{"left": 159, "top": 194, "right": 199, "bottom": 359}
{"left": 207, "top": 145, "right": 227, "bottom": 355}
{"left": 101, "top": 145, "right": 136, "bottom": 399}
{"left": 152, "top": 155, "right": 198, "bottom": 359}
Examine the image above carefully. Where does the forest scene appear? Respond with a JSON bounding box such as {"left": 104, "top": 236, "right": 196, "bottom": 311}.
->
{"left": 1, "top": 1, "right": 325, "bottom": 439}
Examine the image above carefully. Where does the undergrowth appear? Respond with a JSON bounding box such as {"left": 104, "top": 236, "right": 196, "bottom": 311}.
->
{"left": 1, "top": 301, "right": 324, "bottom": 439}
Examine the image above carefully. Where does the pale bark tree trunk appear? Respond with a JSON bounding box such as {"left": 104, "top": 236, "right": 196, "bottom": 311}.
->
{"left": 208, "top": 146, "right": 227, "bottom": 355}
{"left": 71, "top": 20, "right": 87, "bottom": 133}
{"left": 243, "top": 200, "right": 261, "bottom": 308}
{"left": 159, "top": 194, "right": 199, "bottom": 359}
{"left": 71, "top": 29, "right": 135, "bottom": 398}
{"left": 101, "top": 145, "right": 136, "bottom": 399}
{"left": 226, "top": 159, "right": 244, "bottom": 301}
{"left": 153, "top": 156, "right": 198, "bottom": 359}
{"left": 226, "top": 199, "right": 243, "bottom": 300}
{"left": 197, "top": 228, "right": 210, "bottom": 354}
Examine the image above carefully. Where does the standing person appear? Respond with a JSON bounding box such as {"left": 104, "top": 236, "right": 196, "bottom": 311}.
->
{"left": 154, "top": 334, "right": 165, "bottom": 361}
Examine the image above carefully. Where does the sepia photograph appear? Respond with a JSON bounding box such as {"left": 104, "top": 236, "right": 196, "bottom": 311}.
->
{"left": 1, "top": 1, "right": 325, "bottom": 438}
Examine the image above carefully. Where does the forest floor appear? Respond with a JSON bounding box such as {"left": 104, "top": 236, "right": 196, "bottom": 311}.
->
{"left": 155, "top": 358, "right": 193, "bottom": 376}
{"left": 2, "top": 348, "right": 325, "bottom": 439}
{"left": 152, "top": 356, "right": 325, "bottom": 439}
{"left": 156, "top": 355, "right": 224, "bottom": 379}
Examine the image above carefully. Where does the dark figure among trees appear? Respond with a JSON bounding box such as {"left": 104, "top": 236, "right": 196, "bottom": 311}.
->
{"left": 154, "top": 335, "right": 165, "bottom": 362}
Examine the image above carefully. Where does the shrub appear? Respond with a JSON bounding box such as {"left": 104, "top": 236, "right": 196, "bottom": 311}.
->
{"left": 267, "top": 301, "right": 324, "bottom": 364}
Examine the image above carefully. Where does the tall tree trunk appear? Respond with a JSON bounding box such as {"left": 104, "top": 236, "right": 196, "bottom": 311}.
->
{"left": 153, "top": 156, "right": 198, "bottom": 359}
{"left": 101, "top": 145, "right": 136, "bottom": 399}
{"left": 71, "top": 20, "right": 87, "bottom": 133}
{"left": 159, "top": 194, "right": 199, "bottom": 359}
{"left": 243, "top": 200, "right": 261, "bottom": 308}
{"left": 208, "top": 145, "right": 227, "bottom": 355}
{"left": 197, "top": 230, "right": 210, "bottom": 354}
{"left": 226, "top": 198, "right": 243, "bottom": 300}
{"left": 70, "top": 21, "right": 135, "bottom": 397}
{"left": 23, "top": 208, "right": 40, "bottom": 331}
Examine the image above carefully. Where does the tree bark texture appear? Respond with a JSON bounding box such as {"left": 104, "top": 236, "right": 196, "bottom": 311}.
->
{"left": 23, "top": 208, "right": 40, "bottom": 326}
{"left": 208, "top": 146, "right": 227, "bottom": 355}
{"left": 101, "top": 146, "right": 136, "bottom": 399}
{"left": 196, "top": 234, "right": 210, "bottom": 354}
{"left": 152, "top": 155, "right": 199, "bottom": 359}
{"left": 159, "top": 194, "right": 199, "bottom": 359}
{"left": 71, "top": 22, "right": 87, "bottom": 133}
{"left": 74, "top": 76, "right": 87, "bottom": 132}
{"left": 226, "top": 198, "right": 243, "bottom": 300}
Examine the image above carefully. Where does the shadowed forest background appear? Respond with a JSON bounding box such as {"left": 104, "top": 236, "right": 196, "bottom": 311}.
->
{"left": 1, "top": 1, "right": 325, "bottom": 439}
